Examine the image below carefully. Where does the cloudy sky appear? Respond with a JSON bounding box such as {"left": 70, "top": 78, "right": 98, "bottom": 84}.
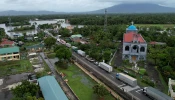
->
{"left": 0, "top": 0, "right": 175, "bottom": 12}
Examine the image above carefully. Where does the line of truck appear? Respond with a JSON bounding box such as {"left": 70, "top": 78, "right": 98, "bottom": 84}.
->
{"left": 57, "top": 38, "right": 173, "bottom": 100}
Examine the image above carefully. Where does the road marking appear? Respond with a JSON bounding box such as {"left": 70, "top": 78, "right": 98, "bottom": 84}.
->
{"left": 110, "top": 75, "right": 115, "bottom": 78}
{"left": 136, "top": 89, "right": 143, "bottom": 94}
{"left": 118, "top": 84, "right": 126, "bottom": 87}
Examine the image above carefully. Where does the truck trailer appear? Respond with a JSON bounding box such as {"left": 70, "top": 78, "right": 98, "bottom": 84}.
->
{"left": 142, "top": 87, "right": 173, "bottom": 100}
{"left": 77, "top": 50, "right": 86, "bottom": 57}
{"left": 116, "top": 73, "right": 137, "bottom": 87}
{"left": 72, "top": 46, "right": 78, "bottom": 52}
{"left": 98, "top": 62, "right": 113, "bottom": 72}
{"left": 65, "top": 43, "right": 71, "bottom": 48}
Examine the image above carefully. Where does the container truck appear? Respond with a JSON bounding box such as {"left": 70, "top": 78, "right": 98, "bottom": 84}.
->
{"left": 142, "top": 87, "right": 173, "bottom": 100}
{"left": 72, "top": 46, "right": 78, "bottom": 52}
{"left": 77, "top": 50, "right": 86, "bottom": 57}
{"left": 98, "top": 62, "right": 113, "bottom": 72}
{"left": 60, "top": 39, "right": 66, "bottom": 45}
{"left": 65, "top": 43, "right": 71, "bottom": 48}
{"left": 116, "top": 73, "right": 137, "bottom": 87}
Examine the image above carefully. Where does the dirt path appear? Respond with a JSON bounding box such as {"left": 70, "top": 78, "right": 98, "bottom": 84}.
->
{"left": 146, "top": 62, "right": 165, "bottom": 92}
{"left": 113, "top": 43, "right": 123, "bottom": 67}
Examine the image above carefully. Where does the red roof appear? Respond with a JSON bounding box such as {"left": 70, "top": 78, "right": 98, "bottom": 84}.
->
{"left": 0, "top": 39, "right": 14, "bottom": 46}
{"left": 123, "top": 32, "right": 145, "bottom": 43}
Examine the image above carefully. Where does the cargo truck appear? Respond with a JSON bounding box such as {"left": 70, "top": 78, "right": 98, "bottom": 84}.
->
{"left": 77, "top": 50, "right": 86, "bottom": 57}
{"left": 116, "top": 73, "right": 137, "bottom": 87}
{"left": 142, "top": 87, "right": 173, "bottom": 100}
{"left": 65, "top": 43, "right": 71, "bottom": 48}
{"left": 98, "top": 62, "right": 113, "bottom": 72}
{"left": 72, "top": 46, "right": 78, "bottom": 52}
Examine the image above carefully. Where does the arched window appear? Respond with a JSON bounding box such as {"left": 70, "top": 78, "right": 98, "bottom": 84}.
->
{"left": 125, "top": 46, "right": 129, "bottom": 51}
{"left": 140, "top": 47, "right": 145, "bottom": 52}
{"left": 132, "top": 45, "right": 139, "bottom": 53}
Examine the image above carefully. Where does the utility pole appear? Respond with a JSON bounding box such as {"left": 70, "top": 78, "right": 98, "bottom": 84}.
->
{"left": 8, "top": 17, "right": 12, "bottom": 31}
{"left": 104, "top": 9, "right": 107, "bottom": 32}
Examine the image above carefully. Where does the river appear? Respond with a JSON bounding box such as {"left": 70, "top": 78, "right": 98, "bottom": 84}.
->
{"left": 0, "top": 19, "right": 84, "bottom": 38}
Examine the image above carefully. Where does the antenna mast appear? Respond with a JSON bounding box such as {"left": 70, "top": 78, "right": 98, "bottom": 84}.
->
{"left": 8, "top": 17, "right": 12, "bottom": 31}
{"left": 104, "top": 9, "right": 107, "bottom": 32}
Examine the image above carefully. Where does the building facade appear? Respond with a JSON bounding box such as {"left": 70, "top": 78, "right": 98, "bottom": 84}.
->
{"left": 122, "top": 24, "right": 147, "bottom": 63}
{"left": 0, "top": 46, "right": 20, "bottom": 61}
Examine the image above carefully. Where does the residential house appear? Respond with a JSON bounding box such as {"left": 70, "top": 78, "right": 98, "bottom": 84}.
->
{"left": 0, "top": 39, "right": 15, "bottom": 47}
{"left": 70, "top": 34, "right": 82, "bottom": 42}
{"left": 26, "top": 43, "right": 44, "bottom": 52}
{"left": 0, "top": 46, "right": 20, "bottom": 61}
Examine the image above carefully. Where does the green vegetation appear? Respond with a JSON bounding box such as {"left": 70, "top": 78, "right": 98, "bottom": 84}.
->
{"left": 12, "top": 80, "right": 43, "bottom": 100}
{"left": 46, "top": 53, "right": 56, "bottom": 58}
{"left": 0, "top": 60, "right": 33, "bottom": 77}
{"left": 0, "top": 28, "right": 5, "bottom": 42}
{"left": 135, "top": 24, "right": 175, "bottom": 29}
{"left": 139, "top": 68, "right": 146, "bottom": 75}
{"left": 56, "top": 64, "right": 115, "bottom": 100}
{"left": 172, "top": 85, "right": 175, "bottom": 92}
{"left": 24, "top": 41, "right": 40, "bottom": 47}
{"left": 155, "top": 66, "right": 168, "bottom": 94}
{"left": 44, "top": 37, "right": 56, "bottom": 49}
{"left": 54, "top": 45, "right": 72, "bottom": 69}
{"left": 93, "top": 84, "right": 109, "bottom": 99}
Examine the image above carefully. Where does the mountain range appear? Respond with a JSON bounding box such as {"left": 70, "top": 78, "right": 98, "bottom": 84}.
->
{"left": 0, "top": 3, "right": 175, "bottom": 16}
{"left": 91, "top": 3, "right": 175, "bottom": 13}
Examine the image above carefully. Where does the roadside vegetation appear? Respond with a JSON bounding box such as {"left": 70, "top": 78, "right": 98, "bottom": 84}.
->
{"left": 56, "top": 64, "right": 115, "bottom": 100}
{"left": 0, "top": 60, "right": 33, "bottom": 77}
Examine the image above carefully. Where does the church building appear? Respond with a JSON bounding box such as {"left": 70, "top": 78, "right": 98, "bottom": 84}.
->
{"left": 122, "top": 23, "right": 147, "bottom": 63}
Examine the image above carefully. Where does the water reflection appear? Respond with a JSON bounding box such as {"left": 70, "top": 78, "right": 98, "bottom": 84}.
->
{"left": 0, "top": 19, "right": 84, "bottom": 38}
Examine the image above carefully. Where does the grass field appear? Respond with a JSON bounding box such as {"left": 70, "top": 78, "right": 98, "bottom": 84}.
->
{"left": 0, "top": 60, "right": 33, "bottom": 77}
{"left": 56, "top": 64, "right": 115, "bottom": 100}
{"left": 135, "top": 24, "right": 175, "bottom": 28}
{"left": 46, "top": 53, "right": 56, "bottom": 58}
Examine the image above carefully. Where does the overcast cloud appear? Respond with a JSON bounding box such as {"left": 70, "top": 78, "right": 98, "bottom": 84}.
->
{"left": 0, "top": 0, "right": 174, "bottom": 12}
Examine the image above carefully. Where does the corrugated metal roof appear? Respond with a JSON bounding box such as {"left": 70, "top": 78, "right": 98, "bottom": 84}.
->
{"left": 38, "top": 76, "right": 68, "bottom": 100}
{"left": 71, "top": 34, "right": 82, "bottom": 38}
{"left": 0, "top": 46, "right": 19, "bottom": 54}
{"left": 25, "top": 43, "right": 44, "bottom": 49}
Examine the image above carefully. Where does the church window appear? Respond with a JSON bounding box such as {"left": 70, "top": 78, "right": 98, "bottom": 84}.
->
{"left": 125, "top": 46, "right": 129, "bottom": 51}
{"left": 140, "top": 47, "right": 145, "bottom": 52}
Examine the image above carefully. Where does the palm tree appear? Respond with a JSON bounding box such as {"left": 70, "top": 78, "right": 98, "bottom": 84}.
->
{"left": 93, "top": 84, "right": 109, "bottom": 100}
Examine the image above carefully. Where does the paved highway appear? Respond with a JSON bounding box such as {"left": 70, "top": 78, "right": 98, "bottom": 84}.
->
{"left": 48, "top": 31, "right": 150, "bottom": 100}
{"left": 72, "top": 52, "right": 150, "bottom": 100}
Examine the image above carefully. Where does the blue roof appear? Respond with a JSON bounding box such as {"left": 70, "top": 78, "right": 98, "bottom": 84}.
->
{"left": 38, "top": 76, "right": 68, "bottom": 100}
{"left": 127, "top": 25, "right": 137, "bottom": 30}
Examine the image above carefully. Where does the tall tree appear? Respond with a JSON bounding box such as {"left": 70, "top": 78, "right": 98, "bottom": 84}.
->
{"left": 93, "top": 84, "right": 109, "bottom": 99}
{"left": 44, "top": 37, "right": 56, "bottom": 49}
{"left": 0, "top": 28, "right": 5, "bottom": 42}
{"left": 12, "top": 81, "right": 39, "bottom": 99}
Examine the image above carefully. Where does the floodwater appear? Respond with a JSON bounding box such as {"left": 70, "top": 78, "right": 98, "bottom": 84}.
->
{"left": 0, "top": 19, "right": 84, "bottom": 38}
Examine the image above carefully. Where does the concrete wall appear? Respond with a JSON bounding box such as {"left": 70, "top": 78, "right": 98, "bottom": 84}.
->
{"left": 168, "top": 78, "right": 175, "bottom": 99}
{"left": 0, "top": 53, "right": 20, "bottom": 61}
{"left": 122, "top": 42, "right": 147, "bottom": 62}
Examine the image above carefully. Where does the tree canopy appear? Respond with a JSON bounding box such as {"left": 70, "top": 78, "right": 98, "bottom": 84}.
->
{"left": 12, "top": 81, "right": 42, "bottom": 100}
{"left": 93, "top": 84, "right": 109, "bottom": 98}
{"left": 44, "top": 37, "right": 56, "bottom": 49}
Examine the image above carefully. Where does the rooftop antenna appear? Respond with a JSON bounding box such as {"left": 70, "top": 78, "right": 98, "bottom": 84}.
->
{"left": 104, "top": 9, "right": 107, "bottom": 32}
